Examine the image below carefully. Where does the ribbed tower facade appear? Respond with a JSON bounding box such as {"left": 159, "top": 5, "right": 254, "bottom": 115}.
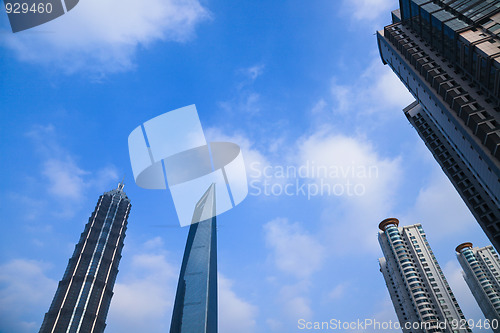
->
{"left": 377, "top": 0, "right": 500, "bottom": 251}
{"left": 378, "top": 218, "right": 470, "bottom": 332}
{"left": 456, "top": 242, "right": 500, "bottom": 324}
{"left": 39, "top": 183, "right": 131, "bottom": 333}
{"left": 170, "top": 184, "right": 218, "bottom": 333}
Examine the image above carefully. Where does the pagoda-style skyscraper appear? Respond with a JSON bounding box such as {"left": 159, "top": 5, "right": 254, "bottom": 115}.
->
{"left": 170, "top": 184, "right": 218, "bottom": 333}
{"left": 39, "top": 183, "right": 131, "bottom": 333}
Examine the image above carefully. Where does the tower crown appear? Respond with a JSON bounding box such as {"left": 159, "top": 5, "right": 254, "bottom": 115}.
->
{"left": 456, "top": 242, "right": 473, "bottom": 253}
{"left": 379, "top": 218, "right": 399, "bottom": 231}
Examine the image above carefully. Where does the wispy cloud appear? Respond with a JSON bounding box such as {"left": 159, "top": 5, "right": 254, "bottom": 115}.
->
{"left": 350, "top": 298, "right": 400, "bottom": 333}
{"left": 108, "top": 238, "right": 259, "bottom": 333}
{"left": 278, "top": 281, "right": 313, "bottom": 320}
{"left": 219, "top": 92, "right": 262, "bottom": 117}
{"left": 0, "top": 259, "right": 57, "bottom": 333}
{"left": 239, "top": 64, "right": 266, "bottom": 82}
{"left": 107, "top": 237, "right": 177, "bottom": 333}
{"left": 1, "top": 0, "right": 210, "bottom": 74}
{"left": 327, "top": 282, "right": 349, "bottom": 301}
{"left": 263, "top": 218, "right": 325, "bottom": 321}
{"left": 341, "top": 0, "right": 397, "bottom": 25}
{"left": 219, "top": 274, "right": 258, "bottom": 333}
{"left": 314, "top": 59, "right": 414, "bottom": 128}
{"left": 219, "top": 63, "right": 267, "bottom": 117}
{"left": 204, "top": 127, "right": 272, "bottom": 183}
{"left": 402, "top": 168, "right": 476, "bottom": 239}
{"left": 297, "top": 130, "right": 402, "bottom": 254}
{"left": 264, "top": 218, "right": 325, "bottom": 279}
{"left": 21, "top": 124, "right": 119, "bottom": 218}
{"left": 41, "top": 158, "right": 89, "bottom": 200}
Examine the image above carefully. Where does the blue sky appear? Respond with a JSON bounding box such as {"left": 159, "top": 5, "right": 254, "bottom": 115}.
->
{"left": 0, "top": 0, "right": 495, "bottom": 332}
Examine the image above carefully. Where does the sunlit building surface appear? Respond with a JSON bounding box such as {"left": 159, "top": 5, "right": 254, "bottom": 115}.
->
{"left": 378, "top": 218, "right": 470, "bottom": 332}
{"left": 377, "top": 0, "right": 500, "bottom": 251}
{"left": 456, "top": 242, "right": 500, "bottom": 324}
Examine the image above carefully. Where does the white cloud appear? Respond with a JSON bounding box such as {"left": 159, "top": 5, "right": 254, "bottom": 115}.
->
{"left": 351, "top": 298, "right": 400, "bottom": 333}
{"left": 264, "top": 218, "right": 325, "bottom": 279}
{"left": 109, "top": 241, "right": 258, "bottom": 333}
{"left": 327, "top": 282, "right": 349, "bottom": 301}
{"left": 341, "top": 0, "right": 396, "bottom": 23}
{"left": 369, "top": 66, "right": 415, "bottom": 108}
{"left": 219, "top": 274, "right": 258, "bottom": 333}
{"left": 2, "top": 0, "right": 210, "bottom": 74}
{"left": 279, "top": 282, "right": 313, "bottom": 320}
{"left": 330, "top": 81, "right": 352, "bottom": 113}
{"left": 324, "top": 60, "right": 413, "bottom": 120}
{"left": 311, "top": 99, "right": 327, "bottom": 115}
{"left": 266, "top": 318, "right": 284, "bottom": 331}
{"left": 22, "top": 124, "right": 119, "bottom": 218}
{"left": 106, "top": 238, "right": 178, "bottom": 333}
{"left": 219, "top": 63, "right": 266, "bottom": 117}
{"left": 296, "top": 131, "right": 402, "bottom": 254}
{"left": 402, "top": 169, "right": 476, "bottom": 239}
{"left": 297, "top": 131, "right": 400, "bottom": 196}
{"left": 204, "top": 128, "right": 272, "bottom": 183}
{"left": 219, "top": 92, "right": 262, "bottom": 117}
{"left": 0, "top": 259, "right": 57, "bottom": 333}
{"left": 42, "top": 157, "right": 89, "bottom": 200}
{"left": 239, "top": 64, "right": 265, "bottom": 81}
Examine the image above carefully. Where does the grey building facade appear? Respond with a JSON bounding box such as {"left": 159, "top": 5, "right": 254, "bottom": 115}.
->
{"left": 378, "top": 218, "right": 470, "bottom": 332}
{"left": 170, "top": 184, "right": 218, "bottom": 333}
{"left": 377, "top": 0, "right": 500, "bottom": 251}
{"left": 39, "top": 183, "right": 131, "bottom": 333}
{"left": 456, "top": 242, "right": 500, "bottom": 325}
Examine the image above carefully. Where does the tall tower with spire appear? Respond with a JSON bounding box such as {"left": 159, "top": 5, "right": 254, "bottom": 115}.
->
{"left": 39, "top": 182, "right": 131, "bottom": 333}
{"left": 170, "top": 183, "right": 218, "bottom": 333}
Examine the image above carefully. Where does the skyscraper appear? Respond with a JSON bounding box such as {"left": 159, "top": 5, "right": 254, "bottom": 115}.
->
{"left": 377, "top": 0, "right": 500, "bottom": 250}
{"left": 456, "top": 242, "right": 500, "bottom": 323}
{"left": 170, "top": 183, "right": 217, "bottom": 333}
{"left": 378, "top": 218, "right": 470, "bottom": 332}
{"left": 39, "top": 183, "right": 131, "bottom": 333}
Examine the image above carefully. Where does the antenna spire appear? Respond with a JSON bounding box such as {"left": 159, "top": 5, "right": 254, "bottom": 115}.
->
{"left": 118, "top": 175, "right": 125, "bottom": 191}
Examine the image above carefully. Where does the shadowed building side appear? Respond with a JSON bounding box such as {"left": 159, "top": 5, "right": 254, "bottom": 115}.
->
{"left": 378, "top": 218, "right": 471, "bottom": 333}
{"left": 170, "top": 183, "right": 218, "bottom": 333}
{"left": 377, "top": 0, "right": 500, "bottom": 251}
{"left": 456, "top": 242, "right": 500, "bottom": 324}
{"left": 39, "top": 183, "right": 131, "bottom": 333}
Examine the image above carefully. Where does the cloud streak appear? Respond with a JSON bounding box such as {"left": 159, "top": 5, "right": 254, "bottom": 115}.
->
{"left": 23, "top": 124, "right": 119, "bottom": 218}
{"left": 0, "top": 259, "right": 57, "bottom": 333}
{"left": 219, "top": 274, "right": 258, "bottom": 333}
{"left": 106, "top": 237, "right": 177, "bottom": 333}
{"left": 264, "top": 218, "right": 325, "bottom": 279}
{"left": 341, "top": 0, "right": 396, "bottom": 25}
{"left": 2, "top": 0, "right": 210, "bottom": 74}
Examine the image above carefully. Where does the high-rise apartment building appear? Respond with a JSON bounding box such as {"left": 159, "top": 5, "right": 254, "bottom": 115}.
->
{"left": 170, "top": 184, "right": 218, "bottom": 333}
{"left": 456, "top": 242, "right": 500, "bottom": 324}
{"left": 378, "top": 218, "right": 470, "bottom": 332}
{"left": 39, "top": 183, "right": 131, "bottom": 333}
{"left": 377, "top": 0, "right": 500, "bottom": 251}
